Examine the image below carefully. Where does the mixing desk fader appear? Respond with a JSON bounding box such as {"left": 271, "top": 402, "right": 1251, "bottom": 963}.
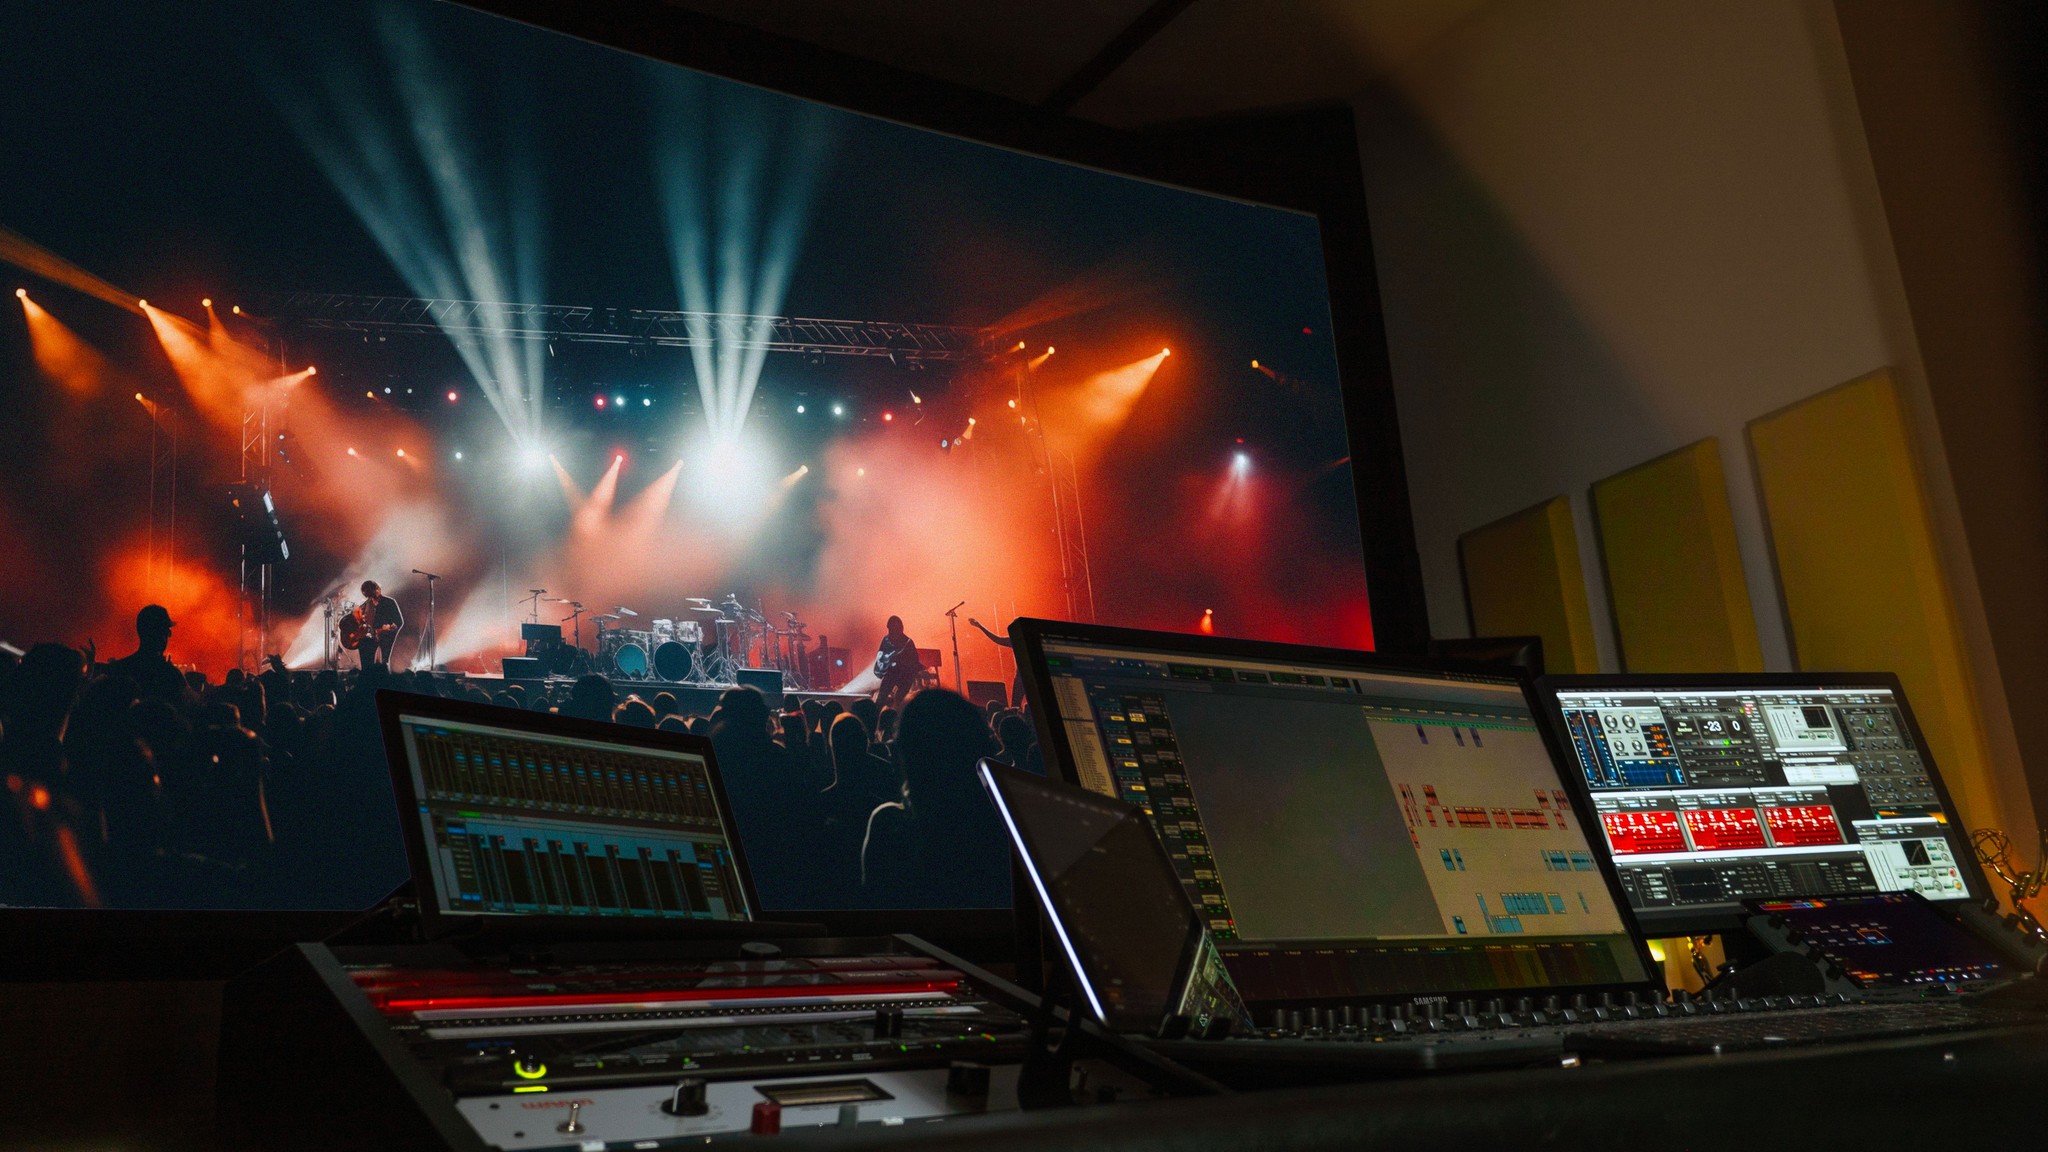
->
{"left": 219, "top": 935, "right": 1209, "bottom": 1150}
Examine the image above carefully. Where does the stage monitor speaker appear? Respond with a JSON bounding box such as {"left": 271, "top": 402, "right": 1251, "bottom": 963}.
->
{"left": 736, "top": 667, "right": 785, "bottom": 710}
{"left": 500, "top": 656, "right": 543, "bottom": 680}
{"left": 967, "top": 680, "right": 1009, "bottom": 710}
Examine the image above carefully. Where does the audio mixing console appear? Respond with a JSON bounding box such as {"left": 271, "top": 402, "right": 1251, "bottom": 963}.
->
{"left": 219, "top": 935, "right": 1209, "bottom": 1151}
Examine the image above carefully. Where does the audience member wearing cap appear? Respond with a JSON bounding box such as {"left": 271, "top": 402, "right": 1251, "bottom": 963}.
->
{"left": 107, "top": 605, "right": 187, "bottom": 703}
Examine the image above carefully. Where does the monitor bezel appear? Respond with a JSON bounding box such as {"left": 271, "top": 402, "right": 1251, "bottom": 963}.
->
{"left": 375, "top": 689, "right": 765, "bottom": 940}
{"left": 1536, "top": 671, "right": 1993, "bottom": 938}
{"left": 1008, "top": 617, "right": 1663, "bottom": 1010}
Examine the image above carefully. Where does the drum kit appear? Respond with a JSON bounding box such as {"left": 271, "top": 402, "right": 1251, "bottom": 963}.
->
{"left": 523, "top": 591, "right": 814, "bottom": 689}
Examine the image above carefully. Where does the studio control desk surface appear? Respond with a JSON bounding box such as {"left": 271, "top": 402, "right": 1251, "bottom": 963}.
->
{"left": 811, "top": 1024, "right": 2048, "bottom": 1152}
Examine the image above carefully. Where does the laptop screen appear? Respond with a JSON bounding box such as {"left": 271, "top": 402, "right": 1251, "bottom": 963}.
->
{"left": 391, "top": 704, "right": 753, "bottom": 924}
{"left": 1547, "top": 679, "right": 1980, "bottom": 934}
{"left": 1020, "top": 625, "right": 1653, "bottom": 1005}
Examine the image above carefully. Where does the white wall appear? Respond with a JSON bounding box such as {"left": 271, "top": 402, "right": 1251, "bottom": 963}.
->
{"left": 1351, "top": 0, "right": 2038, "bottom": 839}
{"left": 1355, "top": 0, "right": 1907, "bottom": 670}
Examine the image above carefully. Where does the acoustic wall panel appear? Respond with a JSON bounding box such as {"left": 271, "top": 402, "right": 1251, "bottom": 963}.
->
{"left": 1591, "top": 439, "right": 1764, "bottom": 673}
{"left": 1458, "top": 496, "right": 1600, "bottom": 673}
{"left": 1749, "top": 370, "right": 2003, "bottom": 831}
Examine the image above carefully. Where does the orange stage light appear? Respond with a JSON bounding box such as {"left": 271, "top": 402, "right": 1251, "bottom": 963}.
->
{"left": 883, "top": 411, "right": 894, "bottom": 422}
{"left": 202, "top": 298, "right": 213, "bottom": 309}
{"left": 23, "top": 293, "right": 119, "bottom": 395}
{"left": 1007, "top": 399, "right": 1017, "bottom": 409}
{"left": 347, "top": 447, "right": 358, "bottom": 457}
{"left": 1161, "top": 348, "right": 1171, "bottom": 357}
{"left": 395, "top": 448, "right": 406, "bottom": 458}
{"left": 231, "top": 305, "right": 242, "bottom": 315}
{"left": 12, "top": 288, "right": 23, "bottom": 299}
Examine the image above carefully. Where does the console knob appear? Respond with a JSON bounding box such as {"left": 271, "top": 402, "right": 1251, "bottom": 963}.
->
{"left": 662, "top": 1077, "right": 709, "bottom": 1118}
{"left": 872, "top": 1006, "right": 905, "bottom": 1039}
{"left": 946, "top": 1061, "right": 991, "bottom": 1100}
{"left": 511, "top": 1053, "right": 548, "bottom": 1081}
{"left": 1339, "top": 1005, "right": 1357, "bottom": 1030}
{"left": 750, "top": 1101, "right": 782, "bottom": 1136}
{"left": 1287, "top": 1010, "right": 1303, "bottom": 1035}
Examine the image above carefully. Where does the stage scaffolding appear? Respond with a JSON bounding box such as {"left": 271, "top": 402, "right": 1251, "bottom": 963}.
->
{"left": 259, "top": 292, "right": 992, "bottom": 363}
{"left": 255, "top": 291, "right": 1100, "bottom": 632}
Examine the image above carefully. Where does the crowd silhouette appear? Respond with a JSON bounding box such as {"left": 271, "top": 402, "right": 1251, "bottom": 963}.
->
{"left": 0, "top": 606, "right": 1039, "bottom": 913}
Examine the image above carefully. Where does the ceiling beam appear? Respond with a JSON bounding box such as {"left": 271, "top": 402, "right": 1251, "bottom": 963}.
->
{"left": 1039, "top": 0, "right": 1198, "bottom": 115}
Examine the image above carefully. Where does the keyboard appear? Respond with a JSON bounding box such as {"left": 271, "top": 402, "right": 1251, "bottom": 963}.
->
{"left": 1150, "top": 990, "right": 2048, "bottom": 1074}
{"left": 1569, "top": 996, "right": 2048, "bottom": 1054}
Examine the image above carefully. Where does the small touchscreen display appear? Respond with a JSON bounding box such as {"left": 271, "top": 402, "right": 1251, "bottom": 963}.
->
{"left": 981, "top": 761, "right": 1249, "bottom": 1035}
{"left": 1747, "top": 893, "right": 2011, "bottom": 990}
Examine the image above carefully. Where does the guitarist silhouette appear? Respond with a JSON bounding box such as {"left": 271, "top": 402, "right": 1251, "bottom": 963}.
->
{"left": 341, "top": 580, "right": 405, "bottom": 671}
{"left": 872, "top": 615, "right": 921, "bottom": 711}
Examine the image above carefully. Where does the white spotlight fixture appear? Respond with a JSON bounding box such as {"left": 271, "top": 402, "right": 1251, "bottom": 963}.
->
{"left": 832, "top": 403, "right": 845, "bottom": 418}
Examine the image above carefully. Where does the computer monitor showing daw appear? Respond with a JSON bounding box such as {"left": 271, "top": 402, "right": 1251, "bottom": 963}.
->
{"left": 1010, "top": 620, "right": 1657, "bottom": 1008}
{"left": 1541, "top": 674, "right": 1987, "bottom": 936}
{"left": 376, "top": 691, "right": 757, "bottom": 934}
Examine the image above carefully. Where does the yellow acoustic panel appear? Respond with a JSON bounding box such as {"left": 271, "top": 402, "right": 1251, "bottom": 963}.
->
{"left": 1591, "top": 439, "right": 1764, "bottom": 673}
{"left": 1458, "top": 496, "right": 1600, "bottom": 673}
{"left": 1749, "top": 371, "right": 2003, "bottom": 832}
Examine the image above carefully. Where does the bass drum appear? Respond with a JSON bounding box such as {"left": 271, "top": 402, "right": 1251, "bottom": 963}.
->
{"left": 653, "top": 640, "right": 693, "bottom": 683}
{"left": 613, "top": 642, "right": 649, "bottom": 679}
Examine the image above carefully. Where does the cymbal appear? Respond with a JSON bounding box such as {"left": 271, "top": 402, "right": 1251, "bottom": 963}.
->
{"left": 685, "top": 597, "right": 715, "bottom": 606}
{"left": 615, "top": 607, "right": 639, "bottom": 617}
{"left": 542, "top": 597, "right": 568, "bottom": 603}
{"left": 591, "top": 614, "right": 620, "bottom": 622}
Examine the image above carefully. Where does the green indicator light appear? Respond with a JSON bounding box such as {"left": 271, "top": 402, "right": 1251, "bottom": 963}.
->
{"left": 513, "top": 1061, "right": 548, "bottom": 1080}
{"left": 512, "top": 1085, "right": 548, "bottom": 1094}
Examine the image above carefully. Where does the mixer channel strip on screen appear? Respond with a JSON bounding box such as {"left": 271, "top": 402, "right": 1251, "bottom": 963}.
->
{"left": 398, "top": 715, "right": 751, "bottom": 922}
{"left": 1093, "top": 691, "right": 1243, "bottom": 939}
{"left": 409, "top": 722, "right": 724, "bottom": 829}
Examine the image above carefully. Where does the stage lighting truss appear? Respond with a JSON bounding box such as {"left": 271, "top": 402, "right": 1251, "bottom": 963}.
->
{"left": 262, "top": 291, "right": 994, "bottom": 363}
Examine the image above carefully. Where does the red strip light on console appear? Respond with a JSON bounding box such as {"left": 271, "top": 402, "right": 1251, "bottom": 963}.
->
{"left": 372, "top": 978, "right": 962, "bottom": 1015}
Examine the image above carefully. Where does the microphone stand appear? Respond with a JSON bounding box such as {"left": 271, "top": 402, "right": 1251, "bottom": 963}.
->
{"left": 522, "top": 589, "right": 547, "bottom": 625}
{"left": 412, "top": 569, "right": 441, "bottom": 672}
{"left": 945, "top": 601, "right": 966, "bottom": 694}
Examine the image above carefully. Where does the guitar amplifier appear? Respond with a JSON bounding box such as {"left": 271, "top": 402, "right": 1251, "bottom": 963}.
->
{"left": 500, "top": 656, "right": 543, "bottom": 680}
{"left": 808, "top": 646, "right": 851, "bottom": 690}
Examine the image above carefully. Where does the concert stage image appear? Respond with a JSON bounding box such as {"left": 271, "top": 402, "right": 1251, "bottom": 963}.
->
{"left": 0, "top": 0, "right": 1373, "bottom": 913}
